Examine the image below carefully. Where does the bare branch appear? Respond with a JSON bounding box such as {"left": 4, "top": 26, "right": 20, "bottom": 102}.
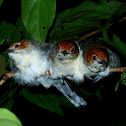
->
{"left": 78, "top": 16, "right": 126, "bottom": 41}
{"left": 78, "top": 29, "right": 100, "bottom": 41}
{"left": 0, "top": 72, "right": 15, "bottom": 86}
{"left": 109, "top": 67, "right": 126, "bottom": 72}
{"left": 0, "top": 67, "right": 126, "bottom": 86}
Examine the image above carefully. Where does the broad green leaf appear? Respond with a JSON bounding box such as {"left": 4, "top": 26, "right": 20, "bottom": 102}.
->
{"left": 50, "top": 18, "right": 100, "bottom": 41}
{"left": 79, "top": 88, "right": 101, "bottom": 100}
{"left": 21, "top": 87, "right": 71, "bottom": 115}
{"left": 49, "top": 0, "right": 121, "bottom": 41}
{"left": 0, "top": 108, "right": 22, "bottom": 126}
{"left": 2, "top": 98, "right": 14, "bottom": 110}
{"left": 0, "top": 0, "right": 3, "bottom": 7}
{"left": 120, "top": 70, "right": 126, "bottom": 85}
{"left": 0, "top": 55, "right": 6, "bottom": 77}
{"left": 56, "top": 1, "right": 121, "bottom": 23}
{"left": 22, "top": 0, "right": 56, "bottom": 42}
{"left": 113, "top": 2, "right": 126, "bottom": 22}
{"left": 113, "top": 34, "right": 126, "bottom": 59}
{"left": 0, "top": 81, "right": 17, "bottom": 109}
{"left": 0, "top": 37, "right": 4, "bottom": 45}
{"left": 0, "top": 92, "right": 14, "bottom": 110}
{"left": 0, "top": 92, "right": 8, "bottom": 105}
{"left": 2, "top": 86, "right": 18, "bottom": 109}
{"left": 121, "top": 80, "right": 126, "bottom": 85}
{"left": 0, "top": 22, "right": 21, "bottom": 44}
{"left": 115, "top": 70, "right": 126, "bottom": 90}
{"left": 16, "top": 17, "right": 32, "bottom": 40}
{"left": 1, "top": 53, "right": 10, "bottom": 68}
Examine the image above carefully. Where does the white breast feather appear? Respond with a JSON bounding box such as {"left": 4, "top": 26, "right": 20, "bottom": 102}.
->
{"left": 9, "top": 50, "right": 50, "bottom": 85}
{"left": 71, "top": 50, "right": 90, "bottom": 83}
{"left": 50, "top": 50, "right": 90, "bottom": 83}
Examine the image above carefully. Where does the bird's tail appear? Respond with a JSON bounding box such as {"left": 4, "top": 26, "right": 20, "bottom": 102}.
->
{"left": 54, "top": 80, "right": 87, "bottom": 107}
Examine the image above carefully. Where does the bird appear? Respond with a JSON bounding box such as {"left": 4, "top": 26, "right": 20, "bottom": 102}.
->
{"left": 6, "top": 40, "right": 51, "bottom": 86}
{"left": 6, "top": 40, "right": 87, "bottom": 107}
{"left": 49, "top": 40, "right": 88, "bottom": 83}
{"left": 79, "top": 39, "right": 121, "bottom": 82}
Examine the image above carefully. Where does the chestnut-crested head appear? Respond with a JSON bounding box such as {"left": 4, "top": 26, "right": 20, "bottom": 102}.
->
{"left": 56, "top": 40, "right": 79, "bottom": 60}
{"left": 85, "top": 46, "right": 108, "bottom": 72}
{"left": 7, "top": 40, "right": 30, "bottom": 53}
{"left": 86, "top": 46, "right": 108, "bottom": 63}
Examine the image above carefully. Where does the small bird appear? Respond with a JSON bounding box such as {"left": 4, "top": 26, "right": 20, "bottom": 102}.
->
{"left": 79, "top": 39, "right": 121, "bottom": 82}
{"left": 6, "top": 40, "right": 51, "bottom": 86}
{"left": 49, "top": 40, "right": 88, "bottom": 83}
{"left": 6, "top": 40, "right": 87, "bottom": 107}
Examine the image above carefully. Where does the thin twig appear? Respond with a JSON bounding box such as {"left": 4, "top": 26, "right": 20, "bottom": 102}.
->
{"left": 109, "top": 67, "right": 126, "bottom": 72}
{"left": 78, "top": 16, "right": 126, "bottom": 41}
{"left": 0, "top": 67, "right": 126, "bottom": 86}
{"left": 0, "top": 72, "right": 15, "bottom": 86}
{"left": 78, "top": 29, "right": 100, "bottom": 41}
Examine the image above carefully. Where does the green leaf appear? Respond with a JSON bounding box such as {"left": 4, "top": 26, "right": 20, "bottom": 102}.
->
{"left": 114, "top": 2, "right": 126, "bottom": 22}
{"left": 0, "top": 108, "right": 22, "bottom": 126}
{"left": 79, "top": 88, "right": 101, "bottom": 100}
{"left": 0, "top": 37, "right": 4, "bottom": 45}
{"left": 0, "top": 55, "right": 6, "bottom": 77}
{"left": 49, "top": 0, "right": 121, "bottom": 41}
{"left": 112, "top": 34, "right": 126, "bottom": 60}
{"left": 2, "top": 98, "right": 14, "bottom": 110}
{"left": 116, "top": 70, "right": 126, "bottom": 90}
{"left": 2, "top": 86, "right": 18, "bottom": 109}
{"left": 0, "top": 22, "right": 21, "bottom": 44}
{"left": 0, "top": 0, "right": 3, "bottom": 7}
{"left": 22, "top": 0, "right": 56, "bottom": 42}
{"left": 115, "top": 81, "right": 120, "bottom": 91}
{"left": 21, "top": 87, "right": 71, "bottom": 115}
{"left": 0, "top": 81, "right": 17, "bottom": 109}
{"left": 50, "top": 18, "right": 100, "bottom": 41}
{"left": 120, "top": 70, "right": 126, "bottom": 85}
{"left": 16, "top": 17, "right": 32, "bottom": 40}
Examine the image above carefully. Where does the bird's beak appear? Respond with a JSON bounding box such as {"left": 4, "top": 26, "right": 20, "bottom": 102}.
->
{"left": 4, "top": 49, "right": 14, "bottom": 54}
{"left": 62, "top": 51, "right": 69, "bottom": 56}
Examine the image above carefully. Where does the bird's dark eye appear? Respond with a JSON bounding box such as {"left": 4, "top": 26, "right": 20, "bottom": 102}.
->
{"left": 15, "top": 44, "right": 20, "bottom": 48}
{"left": 71, "top": 48, "right": 74, "bottom": 52}
{"left": 92, "top": 55, "right": 97, "bottom": 60}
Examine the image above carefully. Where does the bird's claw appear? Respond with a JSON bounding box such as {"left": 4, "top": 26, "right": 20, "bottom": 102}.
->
{"left": 41, "top": 70, "right": 52, "bottom": 78}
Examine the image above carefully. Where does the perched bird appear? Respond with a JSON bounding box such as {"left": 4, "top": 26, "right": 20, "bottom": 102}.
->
{"left": 6, "top": 40, "right": 87, "bottom": 107}
{"left": 49, "top": 40, "right": 88, "bottom": 83}
{"left": 6, "top": 40, "right": 51, "bottom": 86}
{"left": 79, "top": 39, "right": 121, "bottom": 82}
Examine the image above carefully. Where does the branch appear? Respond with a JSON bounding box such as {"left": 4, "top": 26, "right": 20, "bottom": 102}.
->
{"left": 0, "top": 67, "right": 126, "bottom": 86}
{"left": 78, "top": 29, "right": 100, "bottom": 41}
{"left": 109, "top": 67, "right": 126, "bottom": 72}
{"left": 0, "top": 72, "right": 15, "bottom": 86}
{"left": 78, "top": 16, "right": 126, "bottom": 41}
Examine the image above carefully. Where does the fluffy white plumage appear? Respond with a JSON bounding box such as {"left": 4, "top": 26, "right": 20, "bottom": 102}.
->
{"left": 49, "top": 41, "right": 90, "bottom": 83}
{"left": 79, "top": 39, "right": 121, "bottom": 82}
{"left": 9, "top": 40, "right": 50, "bottom": 86}
{"left": 50, "top": 39, "right": 121, "bottom": 83}
{"left": 7, "top": 40, "right": 87, "bottom": 107}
